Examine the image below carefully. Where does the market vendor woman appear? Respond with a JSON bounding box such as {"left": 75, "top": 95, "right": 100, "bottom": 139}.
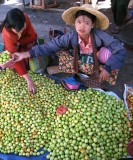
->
{"left": 0, "top": 8, "right": 37, "bottom": 93}
{"left": 12, "top": 4, "right": 127, "bottom": 91}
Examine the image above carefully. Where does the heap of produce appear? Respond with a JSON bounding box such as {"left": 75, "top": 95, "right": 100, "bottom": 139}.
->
{"left": 0, "top": 50, "right": 10, "bottom": 64}
{"left": 0, "top": 69, "right": 131, "bottom": 160}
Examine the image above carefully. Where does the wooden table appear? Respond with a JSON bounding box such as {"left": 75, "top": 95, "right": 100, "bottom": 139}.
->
{"left": 30, "top": 0, "right": 57, "bottom": 9}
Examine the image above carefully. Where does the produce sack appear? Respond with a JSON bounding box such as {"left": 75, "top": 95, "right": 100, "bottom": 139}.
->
{"left": 29, "top": 38, "right": 50, "bottom": 74}
{"left": 29, "top": 56, "right": 49, "bottom": 74}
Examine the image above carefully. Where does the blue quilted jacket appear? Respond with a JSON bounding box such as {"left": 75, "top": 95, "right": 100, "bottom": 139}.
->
{"left": 29, "top": 28, "right": 127, "bottom": 73}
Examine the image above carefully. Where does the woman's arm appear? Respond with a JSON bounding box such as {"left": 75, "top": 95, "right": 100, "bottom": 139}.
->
{"left": 13, "top": 30, "right": 78, "bottom": 63}
{"left": 28, "top": 30, "right": 76, "bottom": 58}
{"left": 22, "top": 73, "right": 36, "bottom": 94}
{"left": 94, "top": 28, "right": 127, "bottom": 71}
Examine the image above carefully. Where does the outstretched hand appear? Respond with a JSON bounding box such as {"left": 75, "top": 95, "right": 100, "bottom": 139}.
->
{"left": 12, "top": 52, "right": 31, "bottom": 62}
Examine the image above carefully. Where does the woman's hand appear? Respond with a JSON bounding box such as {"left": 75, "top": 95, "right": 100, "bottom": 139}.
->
{"left": 22, "top": 74, "right": 36, "bottom": 94}
{"left": 12, "top": 52, "right": 31, "bottom": 62}
{"left": 99, "top": 69, "right": 110, "bottom": 82}
{"left": 27, "top": 79, "right": 36, "bottom": 94}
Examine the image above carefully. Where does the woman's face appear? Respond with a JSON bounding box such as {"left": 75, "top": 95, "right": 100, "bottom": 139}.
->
{"left": 12, "top": 23, "right": 26, "bottom": 34}
{"left": 75, "top": 15, "right": 94, "bottom": 39}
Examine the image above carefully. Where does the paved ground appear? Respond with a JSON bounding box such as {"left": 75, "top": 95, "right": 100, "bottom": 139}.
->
{"left": 0, "top": 0, "right": 112, "bottom": 41}
{"left": 0, "top": 0, "right": 133, "bottom": 99}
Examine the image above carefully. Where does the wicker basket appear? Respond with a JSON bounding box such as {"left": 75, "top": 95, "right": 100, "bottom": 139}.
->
{"left": 78, "top": 71, "right": 102, "bottom": 88}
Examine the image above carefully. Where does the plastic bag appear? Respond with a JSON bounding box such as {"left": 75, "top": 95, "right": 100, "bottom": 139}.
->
{"left": 123, "top": 84, "right": 133, "bottom": 140}
{"left": 123, "top": 84, "right": 133, "bottom": 119}
{"left": 94, "top": 88, "right": 120, "bottom": 99}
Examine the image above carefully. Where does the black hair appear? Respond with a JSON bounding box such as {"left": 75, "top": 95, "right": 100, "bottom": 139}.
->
{"left": 0, "top": 8, "right": 25, "bottom": 32}
{"left": 75, "top": 10, "right": 96, "bottom": 23}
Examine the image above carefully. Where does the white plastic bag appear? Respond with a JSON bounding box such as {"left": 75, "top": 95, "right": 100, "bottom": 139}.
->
{"left": 123, "top": 84, "right": 133, "bottom": 119}
{"left": 93, "top": 88, "right": 120, "bottom": 99}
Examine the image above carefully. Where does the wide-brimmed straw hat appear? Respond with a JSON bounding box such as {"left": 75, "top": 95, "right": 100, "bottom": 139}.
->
{"left": 62, "top": 4, "right": 109, "bottom": 30}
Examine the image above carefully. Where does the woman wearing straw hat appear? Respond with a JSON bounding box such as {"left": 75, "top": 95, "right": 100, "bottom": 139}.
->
{"left": 12, "top": 4, "right": 127, "bottom": 91}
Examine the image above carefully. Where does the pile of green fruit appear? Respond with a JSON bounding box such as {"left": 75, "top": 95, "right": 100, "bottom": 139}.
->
{"left": 0, "top": 50, "right": 10, "bottom": 64}
{"left": 0, "top": 69, "right": 131, "bottom": 160}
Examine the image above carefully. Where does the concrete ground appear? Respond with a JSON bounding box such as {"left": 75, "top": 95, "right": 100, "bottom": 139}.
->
{"left": 0, "top": 0, "right": 133, "bottom": 99}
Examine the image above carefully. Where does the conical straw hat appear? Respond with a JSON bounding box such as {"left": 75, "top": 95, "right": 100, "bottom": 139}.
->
{"left": 62, "top": 4, "right": 109, "bottom": 30}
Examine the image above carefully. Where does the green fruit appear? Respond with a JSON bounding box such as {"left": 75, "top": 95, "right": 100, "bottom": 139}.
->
{"left": 0, "top": 69, "right": 130, "bottom": 159}
{"left": 0, "top": 50, "right": 10, "bottom": 64}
